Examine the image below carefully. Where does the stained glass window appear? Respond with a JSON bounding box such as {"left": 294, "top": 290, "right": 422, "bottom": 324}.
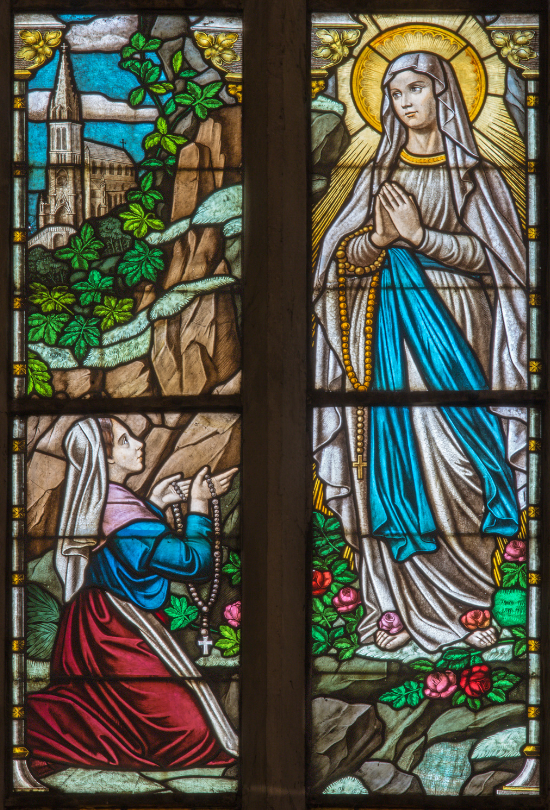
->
{"left": 11, "top": 12, "right": 242, "bottom": 798}
{"left": 310, "top": 13, "right": 541, "bottom": 799}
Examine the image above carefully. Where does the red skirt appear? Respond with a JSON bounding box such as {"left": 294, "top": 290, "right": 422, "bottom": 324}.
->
{"left": 27, "top": 587, "right": 234, "bottom": 775}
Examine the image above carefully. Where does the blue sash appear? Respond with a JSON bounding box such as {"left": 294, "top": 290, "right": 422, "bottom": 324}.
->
{"left": 368, "top": 247, "right": 518, "bottom": 562}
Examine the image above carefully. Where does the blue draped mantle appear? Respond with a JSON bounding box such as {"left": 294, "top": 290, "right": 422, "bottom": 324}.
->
{"left": 368, "top": 247, "right": 518, "bottom": 562}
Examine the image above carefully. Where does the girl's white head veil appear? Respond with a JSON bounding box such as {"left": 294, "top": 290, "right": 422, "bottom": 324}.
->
{"left": 55, "top": 418, "right": 108, "bottom": 602}
{"left": 371, "top": 51, "right": 480, "bottom": 216}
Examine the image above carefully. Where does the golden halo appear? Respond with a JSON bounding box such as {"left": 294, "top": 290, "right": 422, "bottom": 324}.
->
{"left": 351, "top": 24, "right": 487, "bottom": 133}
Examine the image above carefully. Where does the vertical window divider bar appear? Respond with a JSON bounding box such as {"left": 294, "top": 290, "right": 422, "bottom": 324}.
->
{"left": 242, "top": 0, "right": 308, "bottom": 807}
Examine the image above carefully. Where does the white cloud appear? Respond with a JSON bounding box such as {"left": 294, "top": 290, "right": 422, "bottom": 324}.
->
{"left": 29, "top": 91, "right": 157, "bottom": 123}
{"left": 65, "top": 15, "right": 138, "bottom": 52}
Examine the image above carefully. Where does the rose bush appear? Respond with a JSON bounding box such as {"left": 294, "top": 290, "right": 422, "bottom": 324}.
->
{"left": 332, "top": 586, "right": 360, "bottom": 614}
{"left": 312, "top": 569, "right": 332, "bottom": 596}
{"left": 423, "top": 670, "right": 457, "bottom": 699}
{"left": 460, "top": 609, "right": 491, "bottom": 631}
{"left": 504, "top": 539, "right": 527, "bottom": 562}
{"left": 223, "top": 600, "right": 241, "bottom": 628}
{"left": 378, "top": 611, "right": 404, "bottom": 635}
{"left": 459, "top": 664, "right": 492, "bottom": 697}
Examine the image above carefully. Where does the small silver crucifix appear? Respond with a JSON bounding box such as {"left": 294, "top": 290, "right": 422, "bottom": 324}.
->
{"left": 197, "top": 636, "right": 213, "bottom": 655}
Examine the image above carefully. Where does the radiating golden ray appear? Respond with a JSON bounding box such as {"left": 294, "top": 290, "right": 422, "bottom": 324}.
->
{"left": 338, "top": 55, "right": 372, "bottom": 136}
{"left": 474, "top": 95, "right": 525, "bottom": 164}
{"left": 484, "top": 53, "right": 506, "bottom": 96}
{"left": 451, "top": 47, "right": 485, "bottom": 122}
{"left": 353, "top": 47, "right": 389, "bottom": 132}
{"left": 492, "top": 509, "right": 526, "bottom": 585}
{"left": 457, "top": 15, "right": 497, "bottom": 58}
{"left": 474, "top": 128, "right": 526, "bottom": 227}
{"left": 373, "top": 14, "right": 465, "bottom": 33}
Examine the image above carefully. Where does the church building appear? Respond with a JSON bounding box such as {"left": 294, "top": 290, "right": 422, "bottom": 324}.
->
{"left": 30, "top": 44, "right": 137, "bottom": 251}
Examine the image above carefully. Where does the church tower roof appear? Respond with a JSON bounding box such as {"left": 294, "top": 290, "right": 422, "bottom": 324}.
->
{"left": 49, "top": 44, "right": 81, "bottom": 122}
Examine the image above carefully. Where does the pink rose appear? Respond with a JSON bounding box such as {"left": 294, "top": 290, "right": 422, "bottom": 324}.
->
{"left": 378, "top": 611, "right": 404, "bottom": 635}
{"left": 224, "top": 601, "right": 241, "bottom": 628}
{"left": 424, "top": 670, "right": 458, "bottom": 699}
{"left": 460, "top": 609, "right": 491, "bottom": 631}
{"left": 332, "top": 586, "right": 360, "bottom": 614}
{"left": 504, "top": 539, "right": 527, "bottom": 562}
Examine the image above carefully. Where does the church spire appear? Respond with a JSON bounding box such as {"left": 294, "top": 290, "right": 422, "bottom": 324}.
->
{"left": 49, "top": 43, "right": 81, "bottom": 122}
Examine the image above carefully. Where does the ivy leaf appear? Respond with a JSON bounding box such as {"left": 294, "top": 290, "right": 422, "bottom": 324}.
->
{"left": 72, "top": 269, "right": 113, "bottom": 306}
{"left": 379, "top": 680, "right": 424, "bottom": 709}
{"left": 58, "top": 315, "right": 101, "bottom": 362}
{"left": 29, "top": 283, "right": 76, "bottom": 313}
{"left": 119, "top": 203, "right": 164, "bottom": 238}
{"left": 131, "top": 32, "right": 146, "bottom": 50}
{"left": 27, "top": 351, "right": 52, "bottom": 397}
{"left": 215, "top": 625, "right": 240, "bottom": 657}
{"left": 451, "top": 691, "right": 466, "bottom": 707}
{"left": 164, "top": 594, "right": 199, "bottom": 631}
{"left": 311, "top": 625, "right": 330, "bottom": 655}
{"left": 129, "top": 87, "right": 145, "bottom": 107}
{"left": 221, "top": 550, "right": 241, "bottom": 586}
{"left": 28, "top": 312, "right": 69, "bottom": 345}
{"left": 172, "top": 51, "right": 183, "bottom": 74}
{"left": 93, "top": 296, "right": 133, "bottom": 331}
{"left": 118, "top": 240, "right": 164, "bottom": 285}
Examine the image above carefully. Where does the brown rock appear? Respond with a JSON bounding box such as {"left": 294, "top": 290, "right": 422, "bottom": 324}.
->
{"left": 27, "top": 416, "right": 57, "bottom": 455}
{"left": 114, "top": 414, "right": 151, "bottom": 438}
{"left": 171, "top": 143, "right": 216, "bottom": 220}
{"left": 36, "top": 416, "right": 80, "bottom": 459}
{"left": 462, "top": 770, "right": 515, "bottom": 795}
{"left": 134, "top": 282, "right": 156, "bottom": 312}
{"left": 27, "top": 450, "right": 66, "bottom": 537}
{"left": 127, "top": 426, "right": 180, "bottom": 495}
{"left": 354, "top": 760, "right": 423, "bottom": 795}
{"left": 197, "top": 106, "right": 242, "bottom": 176}
{"left": 163, "top": 413, "right": 194, "bottom": 429}
{"left": 52, "top": 367, "right": 105, "bottom": 399}
{"left": 310, "top": 697, "right": 383, "bottom": 792}
{"left": 105, "top": 360, "right": 155, "bottom": 398}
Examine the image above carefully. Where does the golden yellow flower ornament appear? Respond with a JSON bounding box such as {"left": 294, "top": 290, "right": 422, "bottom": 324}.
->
{"left": 16, "top": 30, "right": 62, "bottom": 69}
{"left": 194, "top": 32, "right": 239, "bottom": 71}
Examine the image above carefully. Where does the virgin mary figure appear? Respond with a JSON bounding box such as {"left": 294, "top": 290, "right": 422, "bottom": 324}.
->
{"left": 313, "top": 51, "right": 527, "bottom": 653}
{"left": 27, "top": 416, "right": 239, "bottom": 778}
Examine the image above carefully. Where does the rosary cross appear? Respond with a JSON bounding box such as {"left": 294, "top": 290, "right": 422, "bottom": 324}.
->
{"left": 352, "top": 453, "right": 367, "bottom": 480}
{"left": 197, "top": 636, "right": 213, "bottom": 655}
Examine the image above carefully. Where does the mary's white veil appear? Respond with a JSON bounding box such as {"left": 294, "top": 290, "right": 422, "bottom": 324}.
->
{"left": 55, "top": 418, "right": 108, "bottom": 602}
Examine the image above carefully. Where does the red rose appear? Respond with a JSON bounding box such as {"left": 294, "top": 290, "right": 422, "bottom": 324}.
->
{"left": 460, "top": 609, "right": 491, "bottom": 631}
{"left": 312, "top": 569, "right": 332, "bottom": 596}
{"left": 459, "top": 664, "right": 492, "bottom": 697}
{"left": 332, "top": 586, "right": 360, "bottom": 614}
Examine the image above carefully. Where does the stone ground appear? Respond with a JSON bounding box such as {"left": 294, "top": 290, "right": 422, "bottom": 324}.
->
{"left": 41, "top": 766, "right": 237, "bottom": 794}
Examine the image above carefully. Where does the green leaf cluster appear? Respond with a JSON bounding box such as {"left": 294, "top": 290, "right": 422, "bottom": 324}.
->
{"left": 215, "top": 624, "right": 240, "bottom": 657}
{"left": 434, "top": 647, "right": 483, "bottom": 672}
{"left": 28, "top": 312, "right": 69, "bottom": 345}
{"left": 175, "top": 80, "right": 224, "bottom": 120}
{"left": 222, "top": 550, "right": 241, "bottom": 586}
{"left": 120, "top": 203, "right": 164, "bottom": 238}
{"left": 58, "top": 315, "right": 101, "bottom": 361}
{"left": 94, "top": 296, "right": 134, "bottom": 331}
{"left": 379, "top": 680, "right": 424, "bottom": 709}
{"left": 55, "top": 223, "right": 104, "bottom": 270}
{"left": 144, "top": 117, "right": 187, "bottom": 156}
{"left": 27, "top": 350, "right": 52, "bottom": 397}
{"left": 510, "top": 626, "right": 527, "bottom": 658}
{"left": 501, "top": 561, "right": 527, "bottom": 588}
{"left": 118, "top": 240, "right": 164, "bottom": 285}
{"left": 73, "top": 268, "right": 113, "bottom": 306}
{"left": 127, "top": 171, "right": 163, "bottom": 211}
{"left": 164, "top": 594, "right": 199, "bottom": 631}
{"left": 29, "top": 283, "right": 75, "bottom": 313}
{"left": 26, "top": 583, "right": 61, "bottom": 660}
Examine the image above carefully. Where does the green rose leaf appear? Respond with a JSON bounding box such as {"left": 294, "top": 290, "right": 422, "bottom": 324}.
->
{"left": 379, "top": 680, "right": 424, "bottom": 710}
{"left": 93, "top": 296, "right": 134, "bottom": 331}
{"left": 435, "top": 647, "right": 483, "bottom": 672}
{"left": 164, "top": 594, "right": 199, "bottom": 631}
{"left": 409, "top": 658, "right": 435, "bottom": 673}
{"left": 221, "top": 550, "right": 241, "bottom": 585}
{"left": 28, "top": 312, "right": 69, "bottom": 345}
{"left": 215, "top": 625, "right": 240, "bottom": 657}
{"left": 491, "top": 668, "right": 522, "bottom": 692}
{"left": 311, "top": 624, "right": 330, "bottom": 655}
{"left": 486, "top": 688, "right": 507, "bottom": 703}
{"left": 451, "top": 691, "right": 467, "bottom": 707}
{"left": 27, "top": 351, "right": 53, "bottom": 397}
{"left": 312, "top": 511, "right": 346, "bottom": 556}
{"left": 500, "top": 562, "right": 525, "bottom": 588}
{"left": 466, "top": 697, "right": 482, "bottom": 711}
{"left": 72, "top": 269, "right": 113, "bottom": 306}
{"left": 58, "top": 315, "right": 101, "bottom": 362}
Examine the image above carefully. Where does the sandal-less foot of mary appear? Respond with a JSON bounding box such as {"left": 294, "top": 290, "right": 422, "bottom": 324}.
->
{"left": 465, "top": 627, "right": 497, "bottom": 648}
{"left": 375, "top": 629, "right": 411, "bottom": 650}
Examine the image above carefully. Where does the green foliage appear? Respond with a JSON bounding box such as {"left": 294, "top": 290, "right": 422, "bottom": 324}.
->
{"left": 222, "top": 550, "right": 241, "bottom": 586}
{"left": 120, "top": 203, "right": 165, "bottom": 238}
{"left": 58, "top": 315, "right": 101, "bottom": 362}
{"left": 55, "top": 222, "right": 104, "bottom": 270}
{"left": 126, "top": 172, "right": 163, "bottom": 211}
{"left": 26, "top": 583, "right": 61, "bottom": 660}
{"left": 409, "top": 658, "right": 436, "bottom": 673}
{"left": 333, "top": 633, "right": 360, "bottom": 661}
{"left": 164, "top": 594, "right": 199, "bottom": 631}
{"left": 72, "top": 269, "right": 113, "bottom": 306}
{"left": 175, "top": 80, "right": 224, "bottom": 119}
{"left": 144, "top": 117, "right": 187, "bottom": 155}
{"left": 452, "top": 691, "right": 466, "bottom": 707}
{"left": 311, "top": 625, "right": 330, "bottom": 656}
{"left": 97, "top": 216, "right": 133, "bottom": 255}
{"left": 312, "top": 511, "right": 346, "bottom": 558}
{"left": 312, "top": 597, "right": 338, "bottom": 629}
{"left": 29, "top": 283, "right": 75, "bottom": 313}
{"left": 510, "top": 626, "right": 527, "bottom": 658}
{"left": 27, "top": 351, "right": 52, "bottom": 397}
{"left": 28, "top": 312, "right": 69, "bottom": 345}
{"left": 467, "top": 697, "right": 482, "bottom": 711}
{"left": 215, "top": 625, "right": 240, "bottom": 657}
{"left": 118, "top": 240, "right": 164, "bottom": 285}
{"left": 94, "top": 296, "right": 134, "bottom": 331}
{"left": 28, "top": 246, "right": 70, "bottom": 285}
{"left": 500, "top": 562, "right": 527, "bottom": 588}
{"left": 379, "top": 680, "right": 424, "bottom": 709}
{"left": 434, "top": 647, "right": 483, "bottom": 672}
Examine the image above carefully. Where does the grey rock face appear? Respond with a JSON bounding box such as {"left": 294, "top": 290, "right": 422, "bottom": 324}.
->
{"left": 354, "top": 760, "right": 424, "bottom": 794}
{"left": 462, "top": 770, "right": 516, "bottom": 795}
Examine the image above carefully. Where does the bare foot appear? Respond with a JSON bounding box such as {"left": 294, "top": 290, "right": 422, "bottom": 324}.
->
{"left": 465, "top": 627, "right": 497, "bottom": 648}
{"left": 375, "top": 629, "right": 411, "bottom": 650}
